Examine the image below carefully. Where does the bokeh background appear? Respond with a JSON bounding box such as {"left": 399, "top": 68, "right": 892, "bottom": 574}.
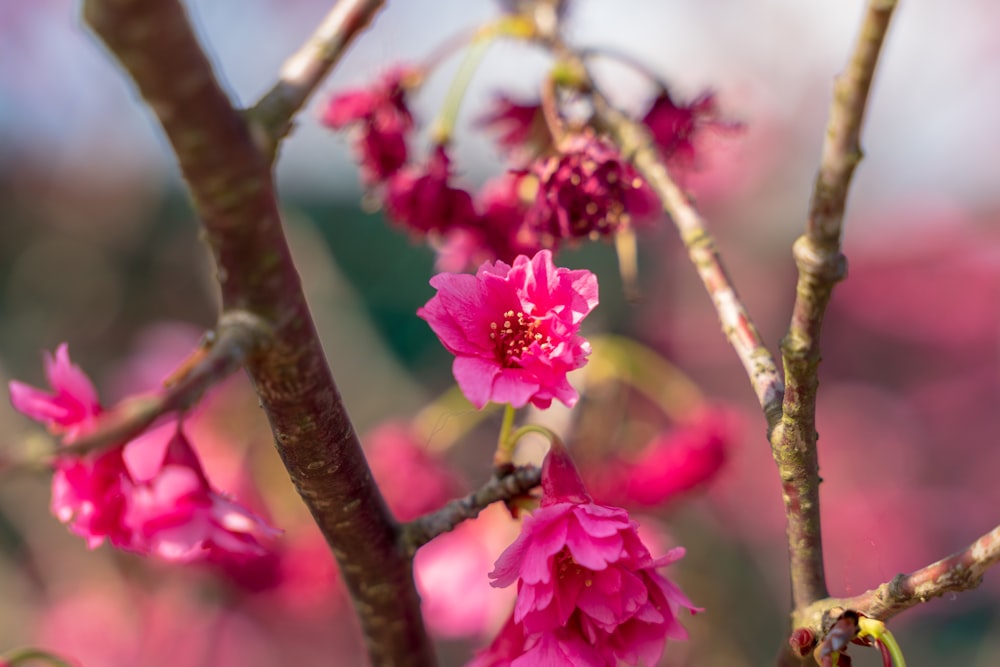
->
{"left": 2, "top": 0, "right": 1000, "bottom": 665}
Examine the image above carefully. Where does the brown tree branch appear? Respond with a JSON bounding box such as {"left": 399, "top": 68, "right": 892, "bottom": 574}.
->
{"left": 61, "top": 310, "right": 270, "bottom": 457}
{"left": 81, "top": 1, "right": 432, "bottom": 665}
{"left": 400, "top": 465, "right": 542, "bottom": 556}
{"left": 773, "top": 0, "right": 898, "bottom": 618}
{"left": 250, "top": 0, "right": 385, "bottom": 149}
{"left": 794, "top": 523, "right": 1000, "bottom": 641}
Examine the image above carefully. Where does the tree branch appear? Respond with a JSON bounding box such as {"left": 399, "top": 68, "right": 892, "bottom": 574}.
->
{"left": 61, "top": 310, "right": 270, "bottom": 457}
{"left": 794, "top": 523, "right": 1000, "bottom": 639}
{"left": 400, "top": 466, "right": 542, "bottom": 556}
{"left": 773, "top": 0, "right": 898, "bottom": 615}
{"left": 250, "top": 0, "right": 385, "bottom": 149}
{"left": 590, "top": 93, "right": 784, "bottom": 432}
{"left": 81, "top": 1, "right": 432, "bottom": 665}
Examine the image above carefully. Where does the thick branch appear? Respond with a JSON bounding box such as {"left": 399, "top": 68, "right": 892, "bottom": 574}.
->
{"left": 250, "top": 0, "right": 385, "bottom": 148}
{"left": 592, "top": 96, "right": 784, "bottom": 431}
{"left": 401, "top": 466, "right": 542, "bottom": 556}
{"left": 62, "top": 311, "right": 269, "bottom": 457}
{"left": 773, "top": 0, "right": 898, "bottom": 614}
{"left": 794, "top": 523, "right": 1000, "bottom": 639}
{"left": 81, "top": 2, "right": 431, "bottom": 666}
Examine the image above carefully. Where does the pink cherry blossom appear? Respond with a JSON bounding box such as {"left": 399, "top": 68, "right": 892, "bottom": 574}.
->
{"left": 321, "top": 66, "right": 417, "bottom": 184}
{"left": 122, "top": 422, "right": 280, "bottom": 562}
{"left": 9, "top": 343, "right": 101, "bottom": 441}
{"left": 478, "top": 95, "right": 552, "bottom": 162}
{"left": 526, "top": 132, "right": 661, "bottom": 247}
{"left": 641, "top": 89, "right": 739, "bottom": 171}
{"left": 10, "top": 345, "right": 279, "bottom": 561}
{"left": 417, "top": 250, "right": 598, "bottom": 409}
{"left": 51, "top": 448, "right": 134, "bottom": 549}
{"left": 383, "top": 144, "right": 476, "bottom": 236}
{"left": 482, "top": 442, "right": 698, "bottom": 666}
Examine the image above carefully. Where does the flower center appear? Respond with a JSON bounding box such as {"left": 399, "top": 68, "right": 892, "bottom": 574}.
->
{"left": 489, "top": 309, "right": 552, "bottom": 367}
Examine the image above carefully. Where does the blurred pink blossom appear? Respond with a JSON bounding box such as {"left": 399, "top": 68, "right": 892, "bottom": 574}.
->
{"left": 9, "top": 342, "right": 101, "bottom": 441}
{"left": 9, "top": 345, "right": 278, "bottom": 562}
{"left": 321, "top": 66, "right": 417, "bottom": 185}
{"left": 383, "top": 144, "right": 476, "bottom": 235}
{"left": 418, "top": 249, "right": 598, "bottom": 409}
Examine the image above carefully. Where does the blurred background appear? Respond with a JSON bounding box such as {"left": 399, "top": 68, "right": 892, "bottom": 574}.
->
{"left": 2, "top": 0, "right": 1000, "bottom": 665}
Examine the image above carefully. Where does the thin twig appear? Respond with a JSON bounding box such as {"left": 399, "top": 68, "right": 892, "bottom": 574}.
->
{"left": 589, "top": 88, "right": 784, "bottom": 432}
{"left": 61, "top": 311, "right": 270, "bottom": 457}
{"left": 81, "top": 1, "right": 432, "bottom": 665}
{"left": 400, "top": 465, "right": 542, "bottom": 556}
{"left": 250, "top": 0, "right": 385, "bottom": 150}
{"left": 794, "top": 523, "right": 1000, "bottom": 640}
{"left": 773, "top": 0, "right": 898, "bottom": 615}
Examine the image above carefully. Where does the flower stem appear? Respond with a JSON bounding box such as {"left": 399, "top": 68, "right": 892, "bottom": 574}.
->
{"left": 3, "top": 648, "right": 75, "bottom": 667}
{"left": 494, "top": 403, "right": 519, "bottom": 467}
{"left": 431, "top": 16, "right": 533, "bottom": 145}
{"left": 857, "top": 617, "right": 906, "bottom": 667}
{"left": 508, "top": 424, "right": 559, "bottom": 450}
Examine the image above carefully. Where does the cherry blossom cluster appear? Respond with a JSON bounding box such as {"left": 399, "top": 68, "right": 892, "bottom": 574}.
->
{"left": 8, "top": 344, "right": 278, "bottom": 562}
{"left": 322, "top": 60, "right": 731, "bottom": 271}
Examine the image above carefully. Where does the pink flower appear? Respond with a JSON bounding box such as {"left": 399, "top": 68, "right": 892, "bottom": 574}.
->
{"left": 383, "top": 145, "right": 476, "bottom": 235}
{"left": 51, "top": 448, "right": 134, "bottom": 549}
{"left": 417, "top": 250, "right": 598, "bottom": 409}
{"left": 526, "top": 132, "right": 661, "bottom": 247}
{"left": 9, "top": 343, "right": 101, "bottom": 441}
{"left": 478, "top": 95, "right": 552, "bottom": 162}
{"left": 122, "top": 423, "right": 280, "bottom": 562}
{"left": 641, "top": 90, "right": 740, "bottom": 170}
{"left": 482, "top": 442, "right": 698, "bottom": 666}
{"left": 321, "top": 67, "right": 417, "bottom": 184}
{"left": 10, "top": 345, "right": 278, "bottom": 561}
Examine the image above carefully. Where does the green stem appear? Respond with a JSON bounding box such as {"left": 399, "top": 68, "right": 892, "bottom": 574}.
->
{"left": 3, "top": 648, "right": 75, "bottom": 667}
{"left": 494, "top": 403, "right": 518, "bottom": 467}
{"left": 508, "top": 424, "right": 559, "bottom": 450}
{"left": 431, "top": 34, "right": 495, "bottom": 144}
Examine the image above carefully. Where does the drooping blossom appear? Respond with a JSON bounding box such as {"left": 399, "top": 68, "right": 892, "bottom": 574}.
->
{"left": 417, "top": 250, "right": 598, "bottom": 409}
{"left": 122, "top": 423, "right": 280, "bottom": 562}
{"left": 383, "top": 144, "right": 476, "bottom": 236}
{"left": 9, "top": 345, "right": 278, "bottom": 561}
{"left": 321, "top": 66, "right": 417, "bottom": 184}
{"left": 478, "top": 441, "right": 698, "bottom": 666}
{"left": 9, "top": 342, "right": 101, "bottom": 441}
{"left": 526, "top": 131, "right": 661, "bottom": 246}
{"left": 478, "top": 95, "right": 553, "bottom": 162}
{"left": 641, "top": 89, "right": 738, "bottom": 170}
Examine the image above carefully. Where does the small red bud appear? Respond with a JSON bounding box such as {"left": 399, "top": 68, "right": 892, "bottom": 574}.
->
{"left": 788, "top": 627, "right": 815, "bottom": 657}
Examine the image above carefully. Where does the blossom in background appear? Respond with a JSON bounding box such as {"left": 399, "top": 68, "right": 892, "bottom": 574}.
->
{"left": 526, "top": 131, "right": 661, "bottom": 246}
{"left": 383, "top": 144, "right": 477, "bottom": 235}
{"left": 474, "top": 442, "right": 698, "bottom": 666}
{"left": 478, "top": 94, "right": 553, "bottom": 162}
{"left": 8, "top": 345, "right": 278, "bottom": 562}
{"left": 321, "top": 66, "right": 417, "bottom": 185}
{"left": 641, "top": 89, "right": 740, "bottom": 171}
{"left": 586, "top": 408, "right": 730, "bottom": 508}
{"left": 418, "top": 249, "right": 598, "bottom": 409}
